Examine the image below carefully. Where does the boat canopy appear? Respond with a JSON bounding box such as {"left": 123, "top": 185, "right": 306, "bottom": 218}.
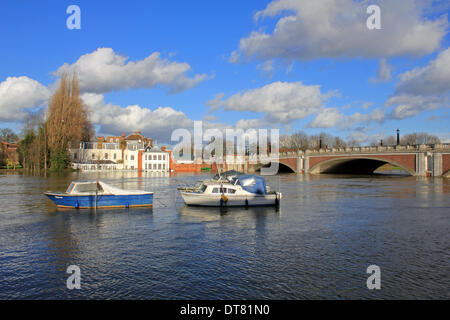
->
{"left": 66, "top": 181, "right": 150, "bottom": 195}
{"left": 236, "top": 175, "right": 267, "bottom": 195}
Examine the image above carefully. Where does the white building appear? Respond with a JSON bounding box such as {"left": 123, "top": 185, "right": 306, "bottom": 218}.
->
{"left": 124, "top": 150, "right": 139, "bottom": 170}
{"left": 143, "top": 146, "right": 170, "bottom": 172}
{"left": 69, "top": 133, "right": 172, "bottom": 172}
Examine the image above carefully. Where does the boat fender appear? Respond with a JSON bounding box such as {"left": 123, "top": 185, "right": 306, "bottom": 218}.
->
{"left": 275, "top": 194, "right": 279, "bottom": 206}
{"left": 126, "top": 203, "right": 129, "bottom": 209}
{"left": 221, "top": 194, "right": 228, "bottom": 203}
{"left": 245, "top": 199, "right": 249, "bottom": 207}
{"left": 75, "top": 201, "right": 79, "bottom": 209}
{"left": 220, "top": 198, "right": 223, "bottom": 207}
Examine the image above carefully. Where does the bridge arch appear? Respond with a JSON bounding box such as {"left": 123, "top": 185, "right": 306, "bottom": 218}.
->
{"left": 256, "top": 161, "right": 297, "bottom": 173}
{"left": 309, "top": 156, "right": 415, "bottom": 175}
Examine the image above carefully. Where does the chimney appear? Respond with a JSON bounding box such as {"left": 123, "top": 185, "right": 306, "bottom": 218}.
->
{"left": 161, "top": 146, "right": 166, "bottom": 151}
{"left": 396, "top": 129, "right": 400, "bottom": 146}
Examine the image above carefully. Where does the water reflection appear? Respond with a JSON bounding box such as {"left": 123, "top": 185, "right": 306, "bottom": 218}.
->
{"left": 179, "top": 204, "right": 280, "bottom": 223}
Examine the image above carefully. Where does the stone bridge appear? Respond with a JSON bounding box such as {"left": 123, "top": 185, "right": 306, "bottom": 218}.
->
{"left": 242, "top": 144, "right": 450, "bottom": 177}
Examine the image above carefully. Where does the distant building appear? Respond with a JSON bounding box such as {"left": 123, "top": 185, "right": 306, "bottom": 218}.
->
{"left": 69, "top": 131, "right": 171, "bottom": 172}
{"left": 142, "top": 146, "right": 170, "bottom": 172}
{"left": 0, "top": 141, "right": 19, "bottom": 167}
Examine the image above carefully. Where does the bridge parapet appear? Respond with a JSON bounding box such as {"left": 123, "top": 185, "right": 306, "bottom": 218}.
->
{"left": 300, "top": 143, "right": 450, "bottom": 155}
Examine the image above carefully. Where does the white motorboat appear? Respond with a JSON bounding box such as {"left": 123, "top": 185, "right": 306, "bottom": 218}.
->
{"left": 178, "top": 174, "right": 282, "bottom": 207}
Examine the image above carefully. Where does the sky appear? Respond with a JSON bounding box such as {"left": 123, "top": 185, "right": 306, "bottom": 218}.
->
{"left": 0, "top": 0, "right": 449, "bottom": 145}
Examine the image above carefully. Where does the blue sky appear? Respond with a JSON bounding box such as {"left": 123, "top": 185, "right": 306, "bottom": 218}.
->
{"left": 0, "top": 0, "right": 449, "bottom": 144}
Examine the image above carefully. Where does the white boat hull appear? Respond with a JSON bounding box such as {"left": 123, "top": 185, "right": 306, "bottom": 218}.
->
{"left": 180, "top": 191, "right": 282, "bottom": 207}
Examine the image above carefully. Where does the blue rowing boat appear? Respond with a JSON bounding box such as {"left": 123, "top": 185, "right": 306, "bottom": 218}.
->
{"left": 45, "top": 181, "right": 153, "bottom": 209}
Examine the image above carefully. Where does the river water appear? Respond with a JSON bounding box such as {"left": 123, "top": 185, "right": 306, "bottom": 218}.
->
{"left": 0, "top": 171, "right": 448, "bottom": 299}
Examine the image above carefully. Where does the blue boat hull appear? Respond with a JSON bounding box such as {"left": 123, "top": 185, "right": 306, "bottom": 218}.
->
{"left": 45, "top": 193, "right": 153, "bottom": 209}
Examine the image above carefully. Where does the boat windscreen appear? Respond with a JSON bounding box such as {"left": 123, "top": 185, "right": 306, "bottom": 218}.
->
{"left": 66, "top": 183, "right": 75, "bottom": 193}
{"left": 213, "top": 170, "right": 244, "bottom": 180}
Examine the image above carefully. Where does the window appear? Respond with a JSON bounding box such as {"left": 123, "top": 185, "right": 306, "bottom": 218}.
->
{"left": 227, "top": 188, "right": 236, "bottom": 194}
{"left": 66, "top": 183, "right": 75, "bottom": 193}
{"left": 105, "top": 153, "right": 108, "bottom": 159}
{"left": 158, "top": 164, "right": 161, "bottom": 170}
{"left": 212, "top": 188, "right": 219, "bottom": 193}
{"left": 153, "top": 164, "right": 156, "bottom": 169}
{"left": 163, "top": 155, "right": 165, "bottom": 161}
{"left": 200, "top": 185, "right": 207, "bottom": 193}
{"left": 158, "top": 155, "right": 161, "bottom": 160}
{"left": 153, "top": 155, "right": 157, "bottom": 160}
{"left": 114, "top": 153, "right": 117, "bottom": 160}
{"left": 131, "top": 155, "right": 134, "bottom": 161}
{"left": 92, "top": 154, "right": 95, "bottom": 159}
{"left": 163, "top": 164, "right": 165, "bottom": 170}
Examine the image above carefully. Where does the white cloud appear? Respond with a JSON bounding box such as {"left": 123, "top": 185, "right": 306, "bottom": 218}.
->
{"left": 386, "top": 47, "right": 450, "bottom": 119}
{"left": 370, "top": 58, "right": 392, "bottom": 83}
{"left": 234, "top": 118, "right": 273, "bottom": 130}
{"left": 395, "top": 47, "right": 450, "bottom": 95}
{"left": 386, "top": 94, "right": 446, "bottom": 119}
{"left": 346, "top": 130, "right": 384, "bottom": 145}
{"left": 55, "top": 48, "right": 207, "bottom": 94}
{"left": 0, "top": 76, "right": 50, "bottom": 122}
{"left": 307, "top": 108, "right": 343, "bottom": 128}
{"left": 257, "top": 59, "right": 275, "bottom": 76}
{"left": 207, "top": 81, "right": 337, "bottom": 123}
{"left": 82, "top": 93, "right": 194, "bottom": 141}
{"left": 202, "top": 114, "right": 219, "bottom": 122}
{"left": 231, "top": 0, "right": 448, "bottom": 63}
{"left": 308, "top": 107, "right": 385, "bottom": 128}
{"left": 82, "top": 93, "right": 232, "bottom": 142}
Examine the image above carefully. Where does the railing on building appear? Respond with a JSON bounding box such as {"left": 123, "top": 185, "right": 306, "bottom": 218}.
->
{"left": 79, "top": 142, "right": 121, "bottom": 150}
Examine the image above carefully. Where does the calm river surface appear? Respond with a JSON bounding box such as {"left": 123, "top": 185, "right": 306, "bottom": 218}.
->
{"left": 0, "top": 171, "right": 448, "bottom": 299}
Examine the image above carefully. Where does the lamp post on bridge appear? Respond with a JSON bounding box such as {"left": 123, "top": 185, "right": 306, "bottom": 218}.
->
{"left": 396, "top": 129, "right": 400, "bottom": 146}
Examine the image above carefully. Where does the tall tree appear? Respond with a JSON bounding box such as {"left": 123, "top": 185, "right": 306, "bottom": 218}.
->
{"left": 46, "top": 73, "right": 94, "bottom": 170}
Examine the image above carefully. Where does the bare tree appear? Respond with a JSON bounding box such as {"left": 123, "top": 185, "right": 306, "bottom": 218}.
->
{"left": 46, "top": 73, "right": 94, "bottom": 170}
{"left": 401, "top": 132, "right": 440, "bottom": 145}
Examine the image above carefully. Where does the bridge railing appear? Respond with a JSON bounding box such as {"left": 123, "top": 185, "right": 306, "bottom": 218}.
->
{"left": 275, "top": 143, "right": 450, "bottom": 157}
